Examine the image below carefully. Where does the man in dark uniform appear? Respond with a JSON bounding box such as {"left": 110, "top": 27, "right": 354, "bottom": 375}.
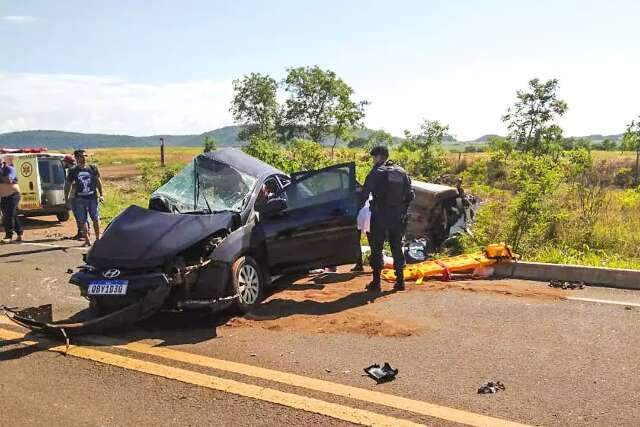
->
{"left": 361, "top": 146, "right": 414, "bottom": 292}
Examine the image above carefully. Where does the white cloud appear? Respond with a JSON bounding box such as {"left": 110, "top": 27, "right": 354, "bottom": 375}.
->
{"left": 0, "top": 72, "right": 234, "bottom": 135}
{"left": 353, "top": 58, "right": 640, "bottom": 140}
{"left": 2, "top": 63, "right": 639, "bottom": 140}
{"left": 2, "top": 15, "right": 36, "bottom": 23}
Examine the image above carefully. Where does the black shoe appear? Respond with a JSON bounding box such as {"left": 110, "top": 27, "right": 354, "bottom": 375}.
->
{"left": 351, "top": 264, "right": 364, "bottom": 272}
{"left": 393, "top": 282, "right": 405, "bottom": 292}
{"left": 366, "top": 281, "right": 381, "bottom": 292}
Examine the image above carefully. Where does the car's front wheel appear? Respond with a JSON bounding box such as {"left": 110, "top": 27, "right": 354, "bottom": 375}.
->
{"left": 231, "top": 256, "right": 263, "bottom": 313}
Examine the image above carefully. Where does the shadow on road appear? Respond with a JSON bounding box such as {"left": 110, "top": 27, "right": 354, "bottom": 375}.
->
{"left": 246, "top": 290, "right": 393, "bottom": 321}
{"left": 311, "top": 272, "right": 364, "bottom": 285}
{"left": 0, "top": 270, "right": 377, "bottom": 355}
{"left": 0, "top": 246, "right": 68, "bottom": 258}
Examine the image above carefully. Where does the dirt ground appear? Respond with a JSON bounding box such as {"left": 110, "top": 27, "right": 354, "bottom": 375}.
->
{"left": 100, "top": 164, "right": 140, "bottom": 179}
{"left": 226, "top": 267, "right": 567, "bottom": 338}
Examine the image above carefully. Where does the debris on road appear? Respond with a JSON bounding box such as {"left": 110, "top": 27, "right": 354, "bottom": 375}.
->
{"left": 66, "top": 269, "right": 74, "bottom": 274}
{"left": 548, "top": 280, "right": 585, "bottom": 290}
{"left": 364, "top": 363, "right": 398, "bottom": 384}
{"left": 478, "top": 381, "right": 506, "bottom": 394}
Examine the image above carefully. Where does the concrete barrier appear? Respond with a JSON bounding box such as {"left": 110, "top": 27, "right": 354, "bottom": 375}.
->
{"left": 493, "top": 261, "right": 640, "bottom": 290}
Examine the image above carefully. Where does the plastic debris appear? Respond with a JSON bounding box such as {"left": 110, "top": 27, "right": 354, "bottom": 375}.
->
{"left": 478, "top": 381, "right": 506, "bottom": 394}
{"left": 548, "top": 280, "right": 585, "bottom": 290}
{"left": 364, "top": 363, "right": 398, "bottom": 383}
{"left": 405, "top": 238, "right": 431, "bottom": 264}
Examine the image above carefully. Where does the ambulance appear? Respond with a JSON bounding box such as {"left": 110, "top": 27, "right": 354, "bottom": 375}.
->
{"left": 0, "top": 148, "right": 70, "bottom": 222}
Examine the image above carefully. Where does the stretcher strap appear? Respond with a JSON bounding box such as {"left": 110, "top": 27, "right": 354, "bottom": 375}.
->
{"left": 434, "top": 260, "right": 452, "bottom": 281}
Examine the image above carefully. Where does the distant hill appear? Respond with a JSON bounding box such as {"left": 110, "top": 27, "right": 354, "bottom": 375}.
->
{"left": 0, "top": 126, "right": 244, "bottom": 150}
{"left": 0, "top": 126, "right": 399, "bottom": 150}
{"left": 576, "top": 134, "right": 624, "bottom": 142}
{"left": 471, "top": 134, "right": 501, "bottom": 142}
{"left": 461, "top": 133, "right": 624, "bottom": 145}
{"left": 0, "top": 127, "right": 626, "bottom": 150}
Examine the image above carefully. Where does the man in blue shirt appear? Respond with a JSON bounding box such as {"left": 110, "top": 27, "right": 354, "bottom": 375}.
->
{"left": 0, "top": 160, "right": 24, "bottom": 243}
{"left": 65, "top": 150, "right": 104, "bottom": 246}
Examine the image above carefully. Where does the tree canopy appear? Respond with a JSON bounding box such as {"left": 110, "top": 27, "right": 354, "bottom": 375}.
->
{"left": 503, "top": 78, "right": 568, "bottom": 155}
{"left": 230, "top": 73, "right": 279, "bottom": 140}
{"left": 622, "top": 116, "right": 640, "bottom": 185}
{"left": 282, "top": 66, "right": 367, "bottom": 144}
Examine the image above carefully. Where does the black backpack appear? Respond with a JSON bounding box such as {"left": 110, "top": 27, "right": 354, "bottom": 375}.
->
{"left": 380, "top": 164, "right": 408, "bottom": 207}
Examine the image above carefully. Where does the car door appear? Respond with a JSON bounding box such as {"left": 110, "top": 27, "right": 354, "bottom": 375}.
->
{"left": 260, "top": 163, "right": 360, "bottom": 273}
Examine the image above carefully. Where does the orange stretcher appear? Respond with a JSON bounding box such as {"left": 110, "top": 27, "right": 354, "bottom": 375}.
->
{"left": 381, "top": 243, "right": 516, "bottom": 284}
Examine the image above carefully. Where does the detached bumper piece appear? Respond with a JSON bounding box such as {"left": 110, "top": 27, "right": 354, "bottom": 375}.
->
{"left": 3, "top": 283, "right": 171, "bottom": 337}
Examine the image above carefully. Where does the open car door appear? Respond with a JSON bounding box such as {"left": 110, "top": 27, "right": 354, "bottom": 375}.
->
{"left": 260, "top": 163, "right": 360, "bottom": 273}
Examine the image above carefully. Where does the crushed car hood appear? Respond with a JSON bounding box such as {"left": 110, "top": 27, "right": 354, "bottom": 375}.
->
{"left": 88, "top": 205, "right": 235, "bottom": 269}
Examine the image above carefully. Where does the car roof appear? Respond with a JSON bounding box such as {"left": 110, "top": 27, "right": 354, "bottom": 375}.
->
{"left": 0, "top": 153, "right": 65, "bottom": 159}
{"left": 199, "top": 148, "right": 285, "bottom": 179}
{"left": 412, "top": 180, "right": 459, "bottom": 203}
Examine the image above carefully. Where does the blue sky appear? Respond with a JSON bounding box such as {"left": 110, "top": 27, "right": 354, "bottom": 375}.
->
{"left": 1, "top": 0, "right": 639, "bottom": 139}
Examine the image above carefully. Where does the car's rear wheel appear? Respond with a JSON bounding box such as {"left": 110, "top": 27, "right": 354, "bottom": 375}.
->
{"left": 231, "top": 256, "right": 263, "bottom": 313}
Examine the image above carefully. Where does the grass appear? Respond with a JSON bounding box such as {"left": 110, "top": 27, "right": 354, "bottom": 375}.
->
{"left": 90, "top": 147, "right": 201, "bottom": 166}
{"left": 93, "top": 146, "right": 639, "bottom": 270}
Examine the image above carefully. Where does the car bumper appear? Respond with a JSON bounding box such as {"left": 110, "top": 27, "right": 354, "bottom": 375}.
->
{"left": 70, "top": 269, "right": 170, "bottom": 295}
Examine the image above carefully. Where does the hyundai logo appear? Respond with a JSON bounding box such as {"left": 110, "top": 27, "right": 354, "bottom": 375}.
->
{"left": 102, "top": 268, "right": 121, "bottom": 278}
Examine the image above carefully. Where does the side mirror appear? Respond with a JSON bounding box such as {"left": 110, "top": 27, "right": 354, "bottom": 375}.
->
{"left": 257, "top": 197, "right": 287, "bottom": 216}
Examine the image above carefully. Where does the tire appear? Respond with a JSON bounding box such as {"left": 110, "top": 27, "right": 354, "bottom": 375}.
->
{"left": 231, "top": 256, "right": 264, "bottom": 313}
{"left": 56, "top": 210, "right": 70, "bottom": 222}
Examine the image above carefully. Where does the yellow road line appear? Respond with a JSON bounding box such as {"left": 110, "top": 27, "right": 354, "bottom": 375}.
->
{"left": 82, "top": 334, "right": 530, "bottom": 427}
{"left": 0, "top": 328, "right": 422, "bottom": 427}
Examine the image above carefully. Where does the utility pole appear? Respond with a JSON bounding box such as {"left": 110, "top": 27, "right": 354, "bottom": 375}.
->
{"left": 160, "top": 137, "right": 165, "bottom": 167}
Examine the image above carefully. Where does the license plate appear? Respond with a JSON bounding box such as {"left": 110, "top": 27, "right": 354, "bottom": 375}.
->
{"left": 88, "top": 280, "right": 128, "bottom": 295}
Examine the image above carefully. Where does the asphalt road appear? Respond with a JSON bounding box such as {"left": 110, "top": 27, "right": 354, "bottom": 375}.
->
{"left": 1, "top": 232, "right": 640, "bottom": 426}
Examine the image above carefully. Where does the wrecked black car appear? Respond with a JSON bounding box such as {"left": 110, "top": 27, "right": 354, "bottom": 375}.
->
{"left": 6, "top": 149, "right": 362, "bottom": 334}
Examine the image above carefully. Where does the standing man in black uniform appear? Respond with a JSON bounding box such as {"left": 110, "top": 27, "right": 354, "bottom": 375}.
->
{"left": 361, "top": 146, "right": 414, "bottom": 292}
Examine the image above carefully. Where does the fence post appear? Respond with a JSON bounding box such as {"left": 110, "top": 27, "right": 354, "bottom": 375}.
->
{"left": 160, "top": 137, "right": 165, "bottom": 167}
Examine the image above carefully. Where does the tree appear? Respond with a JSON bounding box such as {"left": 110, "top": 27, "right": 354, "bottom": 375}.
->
{"left": 600, "top": 138, "right": 617, "bottom": 151}
{"left": 503, "top": 78, "right": 568, "bottom": 155}
{"left": 230, "top": 73, "right": 279, "bottom": 140}
{"left": 203, "top": 136, "right": 217, "bottom": 153}
{"left": 401, "top": 119, "right": 450, "bottom": 178}
{"left": 347, "top": 136, "right": 369, "bottom": 148}
{"left": 622, "top": 116, "right": 640, "bottom": 186}
{"left": 403, "top": 119, "right": 449, "bottom": 151}
{"left": 282, "top": 66, "right": 367, "bottom": 145}
{"left": 366, "top": 130, "right": 393, "bottom": 148}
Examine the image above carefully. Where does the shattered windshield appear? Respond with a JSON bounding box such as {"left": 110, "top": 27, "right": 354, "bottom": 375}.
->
{"left": 152, "top": 156, "right": 257, "bottom": 213}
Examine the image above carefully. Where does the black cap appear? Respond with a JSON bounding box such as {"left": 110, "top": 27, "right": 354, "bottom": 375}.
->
{"left": 73, "top": 149, "right": 87, "bottom": 157}
{"left": 369, "top": 145, "right": 389, "bottom": 158}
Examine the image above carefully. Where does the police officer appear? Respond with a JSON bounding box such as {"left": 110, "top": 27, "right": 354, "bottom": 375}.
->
{"left": 361, "top": 146, "right": 414, "bottom": 292}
